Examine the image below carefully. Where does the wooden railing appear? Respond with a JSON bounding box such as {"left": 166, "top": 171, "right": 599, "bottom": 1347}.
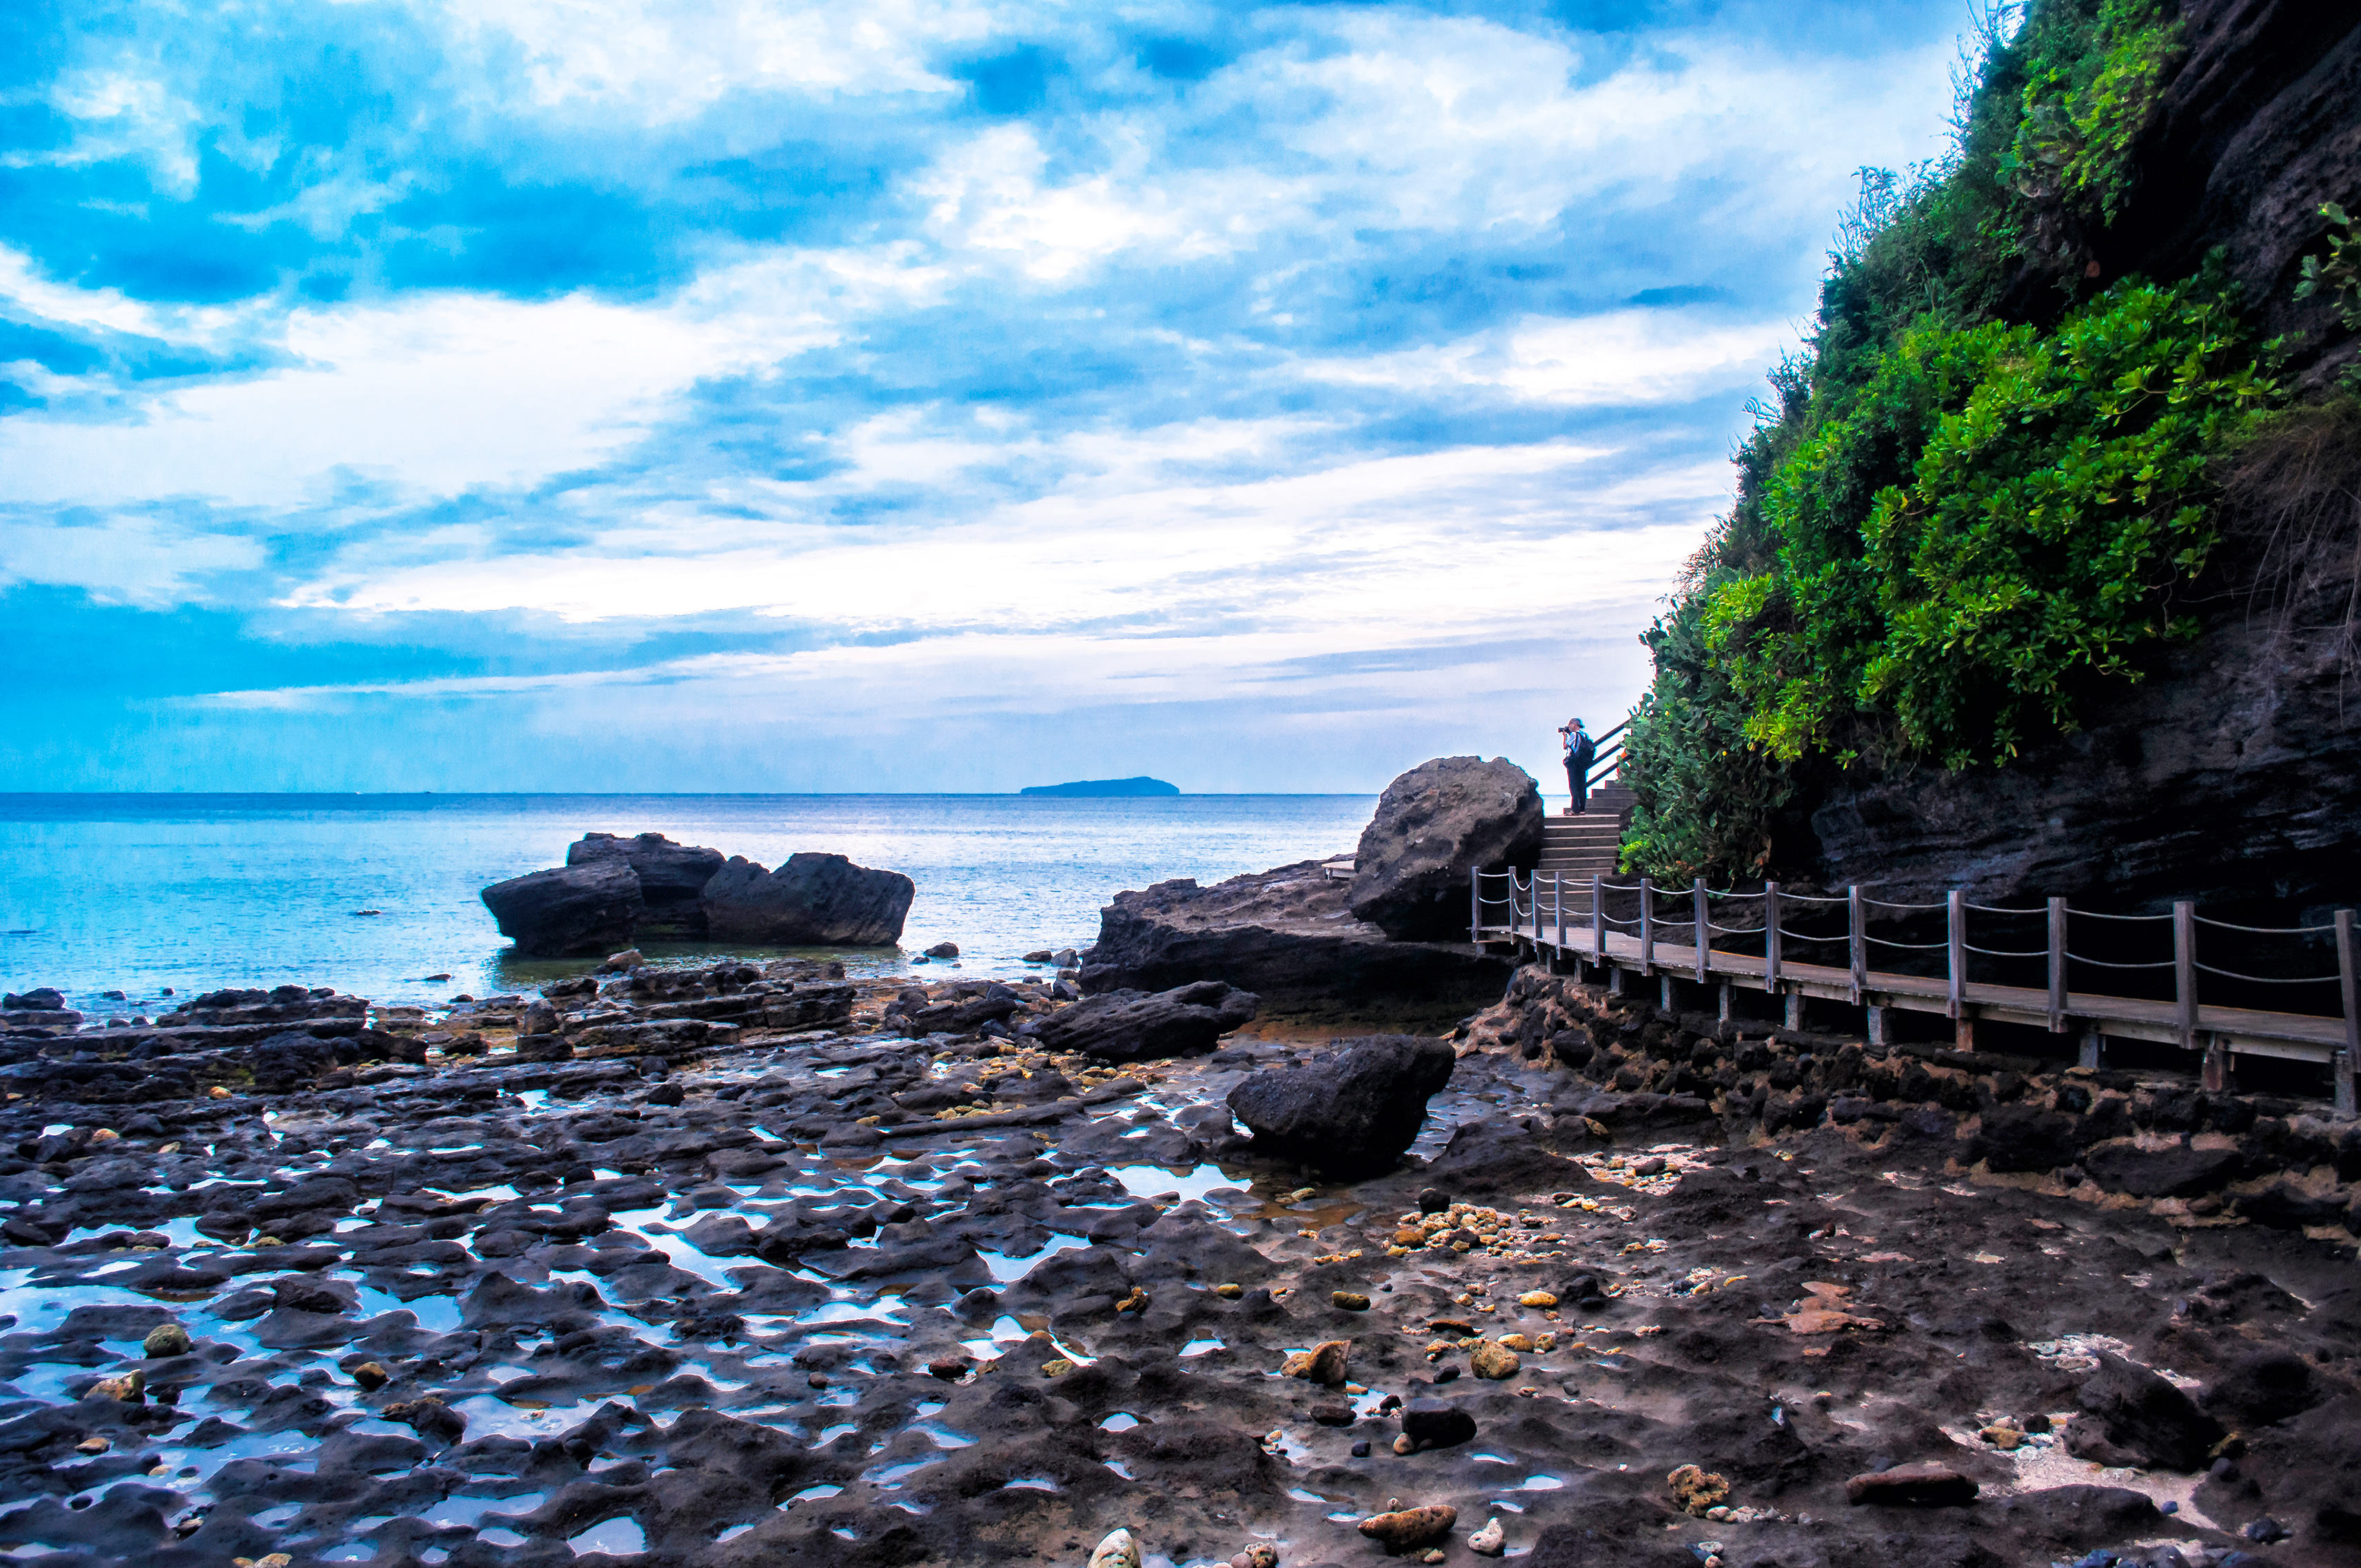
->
{"left": 1470, "top": 867, "right": 2361, "bottom": 1112}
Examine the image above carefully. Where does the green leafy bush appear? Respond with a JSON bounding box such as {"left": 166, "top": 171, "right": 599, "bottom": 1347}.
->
{"left": 1714, "top": 279, "right": 2274, "bottom": 771}
{"left": 1619, "top": 0, "right": 2280, "bottom": 882}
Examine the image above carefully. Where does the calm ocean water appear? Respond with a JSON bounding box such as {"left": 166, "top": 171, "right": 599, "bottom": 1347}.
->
{"left": 0, "top": 794, "right": 1375, "bottom": 1014}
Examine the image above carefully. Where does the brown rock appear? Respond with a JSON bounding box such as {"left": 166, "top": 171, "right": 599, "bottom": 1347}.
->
{"left": 1845, "top": 1462, "right": 1978, "bottom": 1507}
{"left": 1333, "top": 1291, "right": 1371, "bottom": 1311}
{"left": 1469, "top": 1340, "right": 1521, "bottom": 1379}
{"left": 1359, "top": 1504, "right": 1457, "bottom": 1551}
{"left": 1668, "top": 1463, "right": 1730, "bottom": 1516}
{"left": 1284, "top": 1339, "right": 1352, "bottom": 1386}
{"left": 350, "top": 1361, "right": 389, "bottom": 1391}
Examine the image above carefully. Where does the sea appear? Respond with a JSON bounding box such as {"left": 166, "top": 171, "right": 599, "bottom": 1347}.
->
{"left": 0, "top": 793, "right": 1375, "bottom": 1015}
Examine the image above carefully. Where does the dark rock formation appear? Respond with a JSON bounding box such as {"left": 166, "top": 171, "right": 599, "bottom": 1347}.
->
{"left": 1225, "top": 1035, "right": 1453, "bottom": 1173}
{"left": 1080, "top": 862, "right": 1512, "bottom": 1011}
{"left": 1020, "top": 981, "right": 1257, "bottom": 1061}
{"left": 2083, "top": 1140, "right": 2244, "bottom": 1199}
{"left": 567, "top": 833, "right": 724, "bottom": 938}
{"left": 2070, "top": 1353, "right": 2228, "bottom": 1472}
{"left": 480, "top": 859, "right": 644, "bottom": 957}
{"left": 1348, "top": 756, "right": 1544, "bottom": 941}
{"left": 701, "top": 853, "right": 914, "bottom": 946}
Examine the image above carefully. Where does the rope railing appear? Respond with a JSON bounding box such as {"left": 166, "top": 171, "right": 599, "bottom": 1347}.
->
{"left": 1468, "top": 865, "right": 2361, "bottom": 1108}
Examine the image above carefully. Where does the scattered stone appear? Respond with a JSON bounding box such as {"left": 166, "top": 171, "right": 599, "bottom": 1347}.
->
{"left": 1401, "top": 1399, "right": 1476, "bottom": 1450}
{"left": 1668, "top": 1464, "right": 1730, "bottom": 1516}
{"left": 1469, "top": 1340, "right": 1520, "bottom": 1379}
{"left": 142, "top": 1323, "right": 190, "bottom": 1358}
{"left": 1517, "top": 1290, "right": 1557, "bottom": 1309}
{"left": 1283, "top": 1341, "right": 1351, "bottom": 1386}
{"left": 381, "top": 1396, "right": 465, "bottom": 1443}
{"left": 1468, "top": 1516, "right": 1506, "bottom": 1556}
{"left": 1359, "top": 1504, "right": 1457, "bottom": 1552}
{"left": 351, "top": 1362, "right": 389, "bottom": 1390}
{"left": 1844, "top": 1463, "right": 1978, "bottom": 1507}
{"left": 1231, "top": 1545, "right": 1277, "bottom": 1568}
{"left": 1088, "top": 1529, "right": 1142, "bottom": 1568}
{"left": 75, "top": 1436, "right": 108, "bottom": 1454}
{"left": 1215, "top": 1283, "right": 1244, "bottom": 1299}
{"left": 925, "top": 941, "right": 960, "bottom": 958}
{"left": 1333, "top": 1291, "right": 1371, "bottom": 1311}
{"left": 596, "top": 948, "right": 645, "bottom": 973}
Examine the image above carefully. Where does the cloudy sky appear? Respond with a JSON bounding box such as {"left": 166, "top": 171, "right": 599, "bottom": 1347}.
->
{"left": 1, "top": 0, "right": 1961, "bottom": 794}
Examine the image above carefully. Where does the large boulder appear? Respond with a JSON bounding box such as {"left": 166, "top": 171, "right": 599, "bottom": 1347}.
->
{"left": 567, "top": 833, "right": 724, "bottom": 938}
{"left": 700, "top": 853, "right": 914, "bottom": 946}
{"left": 481, "top": 859, "right": 644, "bottom": 957}
{"left": 1225, "top": 1035, "right": 1454, "bottom": 1173}
{"left": 1022, "top": 981, "right": 1259, "bottom": 1061}
{"left": 1080, "top": 862, "right": 1514, "bottom": 1010}
{"left": 1348, "top": 757, "right": 1545, "bottom": 941}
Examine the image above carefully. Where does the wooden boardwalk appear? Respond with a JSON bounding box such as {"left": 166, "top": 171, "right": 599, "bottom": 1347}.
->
{"left": 1475, "top": 871, "right": 2358, "bottom": 1110}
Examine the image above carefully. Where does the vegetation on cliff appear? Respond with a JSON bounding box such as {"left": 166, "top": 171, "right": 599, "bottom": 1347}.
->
{"left": 1621, "top": 0, "right": 2293, "bottom": 882}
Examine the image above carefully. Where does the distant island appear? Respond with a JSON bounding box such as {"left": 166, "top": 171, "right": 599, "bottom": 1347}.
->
{"left": 1020, "top": 777, "right": 1179, "bottom": 797}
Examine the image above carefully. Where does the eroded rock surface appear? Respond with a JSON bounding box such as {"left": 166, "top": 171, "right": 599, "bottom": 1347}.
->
{"left": 3, "top": 948, "right": 2359, "bottom": 1568}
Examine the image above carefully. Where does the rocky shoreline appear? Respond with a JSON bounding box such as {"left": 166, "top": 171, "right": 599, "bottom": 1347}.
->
{"left": 1, "top": 942, "right": 2355, "bottom": 1568}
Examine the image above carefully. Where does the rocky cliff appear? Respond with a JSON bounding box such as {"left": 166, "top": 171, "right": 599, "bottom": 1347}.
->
{"left": 1791, "top": 0, "right": 2361, "bottom": 914}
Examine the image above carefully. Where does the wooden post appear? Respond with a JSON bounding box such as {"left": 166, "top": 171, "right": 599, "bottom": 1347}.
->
{"left": 1765, "top": 882, "right": 1782, "bottom": 993}
{"left": 1866, "top": 1004, "right": 1888, "bottom": 1046}
{"left": 1946, "top": 890, "right": 1965, "bottom": 1021}
{"left": 1661, "top": 974, "right": 1674, "bottom": 1012}
{"left": 1718, "top": 981, "right": 1733, "bottom": 1023}
{"left": 1592, "top": 875, "right": 1605, "bottom": 961}
{"left": 2080, "top": 1030, "right": 2103, "bottom": 1070}
{"left": 2202, "top": 1037, "right": 2231, "bottom": 1093}
{"left": 1847, "top": 886, "right": 1865, "bottom": 1006}
{"left": 1692, "top": 878, "right": 1708, "bottom": 984}
{"left": 1639, "top": 878, "right": 1654, "bottom": 976}
{"left": 2045, "top": 897, "right": 2067, "bottom": 1033}
{"left": 1554, "top": 873, "right": 1566, "bottom": 950}
{"left": 1469, "top": 868, "right": 1482, "bottom": 944}
{"left": 2174, "top": 901, "right": 2197, "bottom": 1052}
{"left": 2338, "top": 910, "right": 2358, "bottom": 1115}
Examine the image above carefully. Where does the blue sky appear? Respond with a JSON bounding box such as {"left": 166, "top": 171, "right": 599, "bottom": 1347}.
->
{"left": 0, "top": 0, "right": 1962, "bottom": 794}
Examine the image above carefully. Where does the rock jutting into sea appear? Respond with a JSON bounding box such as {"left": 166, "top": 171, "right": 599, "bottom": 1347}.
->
{"left": 480, "top": 834, "right": 914, "bottom": 956}
{"left": 1076, "top": 755, "right": 1536, "bottom": 1026}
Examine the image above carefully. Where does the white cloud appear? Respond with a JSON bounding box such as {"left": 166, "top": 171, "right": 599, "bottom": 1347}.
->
{"left": 1301, "top": 307, "right": 1796, "bottom": 407}
{"left": 434, "top": 0, "right": 995, "bottom": 117}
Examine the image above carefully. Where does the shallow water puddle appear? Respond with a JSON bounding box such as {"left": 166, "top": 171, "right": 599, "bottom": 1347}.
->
{"left": 975, "top": 1232, "right": 1091, "bottom": 1283}
{"left": 568, "top": 1517, "right": 645, "bottom": 1554}
{"left": 1106, "top": 1162, "right": 1246, "bottom": 1203}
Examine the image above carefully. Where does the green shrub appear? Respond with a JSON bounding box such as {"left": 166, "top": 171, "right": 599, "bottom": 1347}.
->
{"left": 1619, "top": 0, "right": 2278, "bottom": 882}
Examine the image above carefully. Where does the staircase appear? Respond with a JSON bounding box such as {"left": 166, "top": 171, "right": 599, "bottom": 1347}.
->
{"left": 1528, "top": 780, "right": 1635, "bottom": 917}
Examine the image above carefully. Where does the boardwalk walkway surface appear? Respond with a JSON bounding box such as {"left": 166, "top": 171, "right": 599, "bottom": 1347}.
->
{"left": 1476, "top": 776, "right": 2360, "bottom": 1112}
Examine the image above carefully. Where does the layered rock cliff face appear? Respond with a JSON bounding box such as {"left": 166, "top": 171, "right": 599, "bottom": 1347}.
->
{"left": 1808, "top": 511, "right": 2361, "bottom": 915}
{"left": 1799, "top": 1, "right": 2361, "bottom": 913}
{"left": 2082, "top": 0, "right": 2361, "bottom": 392}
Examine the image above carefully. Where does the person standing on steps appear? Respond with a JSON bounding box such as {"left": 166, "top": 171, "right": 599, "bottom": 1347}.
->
{"left": 1559, "top": 717, "right": 1594, "bottom": 815}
